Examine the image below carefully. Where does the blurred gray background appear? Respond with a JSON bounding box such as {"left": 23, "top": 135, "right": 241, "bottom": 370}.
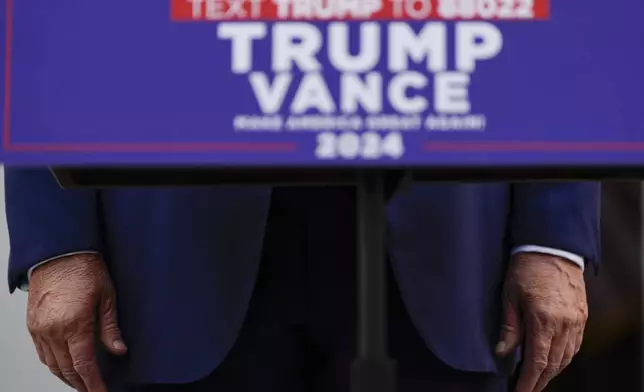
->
{"left": 0, "top": 167, "right": 71, "bottom": 392}
{"left": 0, "top": 168, "right": 69, "bottom": 392}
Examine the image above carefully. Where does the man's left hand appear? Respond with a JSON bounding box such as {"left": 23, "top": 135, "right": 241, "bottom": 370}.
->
{"left": 496, "top": 253, "right": 588, "bottom": 392}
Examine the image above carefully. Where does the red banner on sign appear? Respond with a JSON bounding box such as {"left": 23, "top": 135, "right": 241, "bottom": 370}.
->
{"left": 171, "top": 0, "right": 550, "bottom": 21}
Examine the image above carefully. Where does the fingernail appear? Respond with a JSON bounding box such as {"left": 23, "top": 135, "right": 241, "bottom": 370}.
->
{"left": 495, "top": 342, "right": 506, "bottom": 354}
{"left": 113, "top": 340, "right": 127, "bottom": 351}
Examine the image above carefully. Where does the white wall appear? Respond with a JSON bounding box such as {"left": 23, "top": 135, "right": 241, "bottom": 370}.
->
{"left": 0, "top": 168, "right": 69, "bottom": 392}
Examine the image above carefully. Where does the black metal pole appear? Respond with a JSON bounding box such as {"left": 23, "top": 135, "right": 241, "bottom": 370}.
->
{"left": 351, "top": 170, "right": 396, "bottom": 392}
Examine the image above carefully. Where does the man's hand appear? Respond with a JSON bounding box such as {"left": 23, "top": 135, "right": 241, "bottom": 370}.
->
{"left": 27, "top": 254, "right": 127, "bottom": 392}
{"left": 496, "top": 253, "right": 588, "bottom": 392}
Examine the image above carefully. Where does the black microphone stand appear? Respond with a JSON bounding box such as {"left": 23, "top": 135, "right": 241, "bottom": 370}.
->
{"left": 351, "top": 170, "right": 396, "bottom": 392}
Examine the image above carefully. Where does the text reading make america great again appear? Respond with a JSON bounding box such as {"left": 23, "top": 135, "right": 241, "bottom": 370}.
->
{"left": 169, "top": 0, "right": 548, "bottom": 161}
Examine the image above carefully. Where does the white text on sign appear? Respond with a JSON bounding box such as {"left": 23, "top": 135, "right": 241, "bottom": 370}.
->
{"left": 315, "top": 132, "right": 405, "bottom": 160}
{"left": 218, "top": 22, "right": 503, "bottom": 115}
{"left": 170, "top": 0, "right": 549, "bottom": 161}
{"left": 173, "top": 0, "right": 548, "bottom": 20}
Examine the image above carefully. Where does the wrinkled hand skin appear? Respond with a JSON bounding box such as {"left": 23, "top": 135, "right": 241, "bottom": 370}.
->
{"left": 27, "top": 254, "right": 127, "bottom": 392}
{"left": 496, "top": 253, "right": 588, "bottom": 392}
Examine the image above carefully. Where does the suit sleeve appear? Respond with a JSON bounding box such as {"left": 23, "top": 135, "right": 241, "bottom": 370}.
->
{"left": 510, "top": 182, "right": 601, "bottom": 270}
{"left": 5, "top": 168, "right": 104, "bottom": 292}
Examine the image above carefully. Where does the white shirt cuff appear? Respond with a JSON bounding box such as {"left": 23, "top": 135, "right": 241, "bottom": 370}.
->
{"left": 18, "top": 247, "right": 584, "bottom": 291}
{"left": 511, "top": 245, "right": 585, "bottom": 271}
{"left": 18, "top": 251, "right": 101, "bottom": 292}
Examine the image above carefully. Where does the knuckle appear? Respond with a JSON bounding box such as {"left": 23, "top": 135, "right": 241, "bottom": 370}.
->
{"left": 101, "top": 321, "right": 120, "bottom": 334}
{"left": 61, "top": 369, "right": 79, "bottom": 379}
{"left": 536, "top": 310, "right": 559, "bottom": 326}
{"left": 532, "top": 339, "right": 551, "bottom": 352}
{"left": 544, "top": 364, "right": 559, "bottom": 375}
{"left": 500, "top": 323, "right": 517, "bottom": 334}
{"left": 101, "top": 295, "right": 116, "bottom": 311}
{"left": 72, "top": 360, "right": 94, "bottom": 376}
{"left": 534, "top": 309, "right": 580, "bottom": 331}
{"left": 561, "top": 317, "right": 575, "bottom": 328}
{"left": 29, "top": 302, "right": 95, "bottom": 330}
{"left": 532, "top": 359, "right": 549, "bottom": 372}
{"left": 48, "top": 366, "right": 63, "bottom": 377}
{"left": 26, "top": 317, "right": 37, "bottom": 332}
{"left": 27, "top": 321, "right": 46, "bottom": 335}
{"left": 28, "top": 318, "right": 62, "bottom": 337}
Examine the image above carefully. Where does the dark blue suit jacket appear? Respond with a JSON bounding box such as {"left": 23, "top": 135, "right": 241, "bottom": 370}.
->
{"left": 5, "top": 169, "right": 600, "bottom": 384}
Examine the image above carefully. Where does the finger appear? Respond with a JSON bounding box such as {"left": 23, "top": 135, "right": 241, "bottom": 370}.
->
{"left": 99, "top": 294, "right": 127, "bottom": 356}
{"left": 533, "top": 328, "right": 569, "bottom": 392}
{"left": 574, "top": 323, "right": 585, "bottom": 355}
{"left": 497, "top": 301, "right": 522, "bottom": 356}
{"left": 39, "top": 340, "right": 71, "bottom": 387}
{"left": 51, "top": 340, "right": 88, "bottom": 392}
{"left": 31, "top": 335, "right": 46, "bottom": 364}
{"left": 68, "top": 335, "right": 108, "bottom": 392}
{"left": 515, "top": 318, "right": 553, "bottom": 392}
{"left": 560, "top": 336, "right": 577, "bottom": 370}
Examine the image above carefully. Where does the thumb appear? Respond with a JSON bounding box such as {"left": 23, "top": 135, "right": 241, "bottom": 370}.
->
{"left": 496, "top": 300, "right": 522, "bottom": 357}
{"left": 99, "top": 294, "right": 128, "bottom": 356}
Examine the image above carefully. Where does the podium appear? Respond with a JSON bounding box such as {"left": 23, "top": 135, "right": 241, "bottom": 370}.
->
{"left": 2, "top": 0, "right": 644, "bottom": 390}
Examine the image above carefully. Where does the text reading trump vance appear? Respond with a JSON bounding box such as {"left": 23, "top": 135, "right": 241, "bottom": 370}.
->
{"left": 170, "top": 0, "right": 548, "bottom": 161}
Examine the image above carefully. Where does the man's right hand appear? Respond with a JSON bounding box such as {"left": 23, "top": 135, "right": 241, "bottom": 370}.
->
{"left": 27, "top": 254, "right": 127, "bottom": 392}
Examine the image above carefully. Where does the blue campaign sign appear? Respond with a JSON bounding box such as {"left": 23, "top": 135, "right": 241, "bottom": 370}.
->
{"left": 1, "top": 0, "right": 643, "bottom": 167}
